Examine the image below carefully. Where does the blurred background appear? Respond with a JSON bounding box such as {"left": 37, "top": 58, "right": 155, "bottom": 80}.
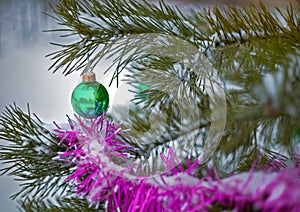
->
{"left": 0, "top": 0, "right": 78, "bottom": 210}
{"left": 0, "top": 0, "right": 294, "bottom": 211}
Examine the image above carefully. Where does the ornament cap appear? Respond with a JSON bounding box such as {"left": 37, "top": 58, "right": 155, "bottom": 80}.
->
{"left": 82, "top": 72, "right": 96, "bottom": 82}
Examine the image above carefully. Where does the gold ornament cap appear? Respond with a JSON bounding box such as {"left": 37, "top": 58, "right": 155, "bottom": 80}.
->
{"left": 82, "top": 72, "right": 96, "bottom": 82}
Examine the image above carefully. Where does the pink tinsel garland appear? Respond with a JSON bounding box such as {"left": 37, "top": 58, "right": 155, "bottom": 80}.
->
{"left": 54, "top": 115, "right": 300, "bottom": 212}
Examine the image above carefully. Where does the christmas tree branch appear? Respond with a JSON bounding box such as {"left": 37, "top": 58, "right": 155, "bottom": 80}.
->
{"left": 203, "top": 2, "right": 300, "bottom": 46}
{"left": 46, "top": 0, "right": 202, "bottom": 76}
{"left": 109, "top": 46, "right": 300, "bottom": 175}
{"left": 18, "top": 197, "right": 101, "bottom": 212}
{"left": 45, "top": 0, "right": 299, "bottom": 176}
{"left": 47, "top": 0, "right": 299, "bottom": 78}
{"left": 0, "top": 104, "right": 73, "bottom": 200}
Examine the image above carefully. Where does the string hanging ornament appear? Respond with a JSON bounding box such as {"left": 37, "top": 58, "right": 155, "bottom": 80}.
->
{"left": 71, "top": 58, "right": 109, "bottom": 119}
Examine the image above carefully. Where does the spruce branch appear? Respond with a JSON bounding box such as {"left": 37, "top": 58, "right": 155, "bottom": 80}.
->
{"left": 0, "top": 104, "right": 73, "bottom": 200}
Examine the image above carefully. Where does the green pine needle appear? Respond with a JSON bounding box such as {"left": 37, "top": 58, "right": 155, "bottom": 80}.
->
{"left": 0, "top": 104, "right": 73, "bottom": 200}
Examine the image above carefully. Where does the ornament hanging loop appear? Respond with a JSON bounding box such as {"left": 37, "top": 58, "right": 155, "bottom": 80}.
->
{"left": 82, "top": 53, "right": 96, "bottom": 82}
{"left": 82, "top": 72, "right": 96, "bottom": 82}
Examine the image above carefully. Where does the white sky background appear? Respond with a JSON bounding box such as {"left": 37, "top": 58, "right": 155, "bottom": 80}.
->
{"left": 0, "top": 0, "right": 293, "bottom": 211}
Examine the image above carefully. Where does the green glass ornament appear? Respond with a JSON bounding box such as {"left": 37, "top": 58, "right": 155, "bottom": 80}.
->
{"left": 71, "top": 73, "right": 109, "bottom": 119}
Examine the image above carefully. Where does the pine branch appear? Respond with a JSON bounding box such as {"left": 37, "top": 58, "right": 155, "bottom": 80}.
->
{"left": 45, "top": 0, "right": 300, "bottom": 176}
{"left": 46, "top": 0, "right": 204, "bottom": 76}
{"left": 114, "top": 53, "right": 299, "bottom": 174}
{"left": 47, "top": 0, "right": 300, "bottom": 78}
{"left": 201, "top": 2, "right": 300, "bottom": 46}
{"left": 110, "top": 51, "right": 300, "bottom": 176}
{"left": 0, "top": 104, "right": 73, "bottom": 200}
{"left": 18, "top": 196, "right": 102, "bottom": 212}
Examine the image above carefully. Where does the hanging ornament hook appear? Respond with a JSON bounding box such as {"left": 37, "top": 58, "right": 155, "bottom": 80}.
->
{"left": 85, "top": 52, "right": 93, "bottom": 73}
{"left": 71, "top": 43, "right": 109, "bottom": 118}
{"left": 82, "top": 52, "right": 96, "bottom": 82}
{"left": 79, "top": 34, "right": 95, "bottom": 78}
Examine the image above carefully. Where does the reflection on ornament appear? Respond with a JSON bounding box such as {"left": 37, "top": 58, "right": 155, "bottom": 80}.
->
{"left": 71, "top": 72, "right": 109, "bottom": 119}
